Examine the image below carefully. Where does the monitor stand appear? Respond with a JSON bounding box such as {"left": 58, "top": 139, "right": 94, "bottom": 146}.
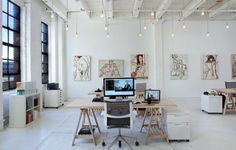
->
{"left": 116, "top": 96, "right": 123, "bottom": 101}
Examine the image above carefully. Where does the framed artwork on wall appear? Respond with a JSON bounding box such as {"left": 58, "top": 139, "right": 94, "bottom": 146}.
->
{"left": 98, "top": 60, "right": 124, "bottom": 77}
{"left": 170, "top": 54, "right": 188, "bottom": 80}
{"left": 231, "top": 54, "right": 236, "bottom": 79}
{"left": 130, "top": 54, "right": 148, "bottom": 79}
{"left": 201, "top": 54, "right": 219, "bottom": 80}
{"left": 73, "top": 56, "right": 91, "bottom": 81}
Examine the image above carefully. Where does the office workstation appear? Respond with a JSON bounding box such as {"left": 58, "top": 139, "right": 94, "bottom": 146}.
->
{"left": 1, "top": 0, "right": 236, "bottom": 150}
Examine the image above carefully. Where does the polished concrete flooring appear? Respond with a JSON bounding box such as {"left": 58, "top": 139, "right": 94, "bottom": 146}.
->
{"left": 0, "top": 99, "right": 236, "bottom": 150}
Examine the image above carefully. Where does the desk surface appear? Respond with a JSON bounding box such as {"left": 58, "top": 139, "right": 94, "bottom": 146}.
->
{"left": 212, "top": 88, "right": 236, "bottom": 94}
{"left": 66, "top": 99, "right": 177, "bottom": 109}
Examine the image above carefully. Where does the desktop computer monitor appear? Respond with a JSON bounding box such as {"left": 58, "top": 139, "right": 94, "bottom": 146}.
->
{"left": 103, "top": 77, "right": 135, "bottom": 99}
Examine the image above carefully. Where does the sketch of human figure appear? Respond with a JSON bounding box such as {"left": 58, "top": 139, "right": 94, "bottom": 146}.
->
{"left": 73, "top": 56, "right": 91, "bottom": 81}
{"left": 202, "top": 55, "right": 219, "bottom": 80}
{"left": 232, "top": 54, "right": 236, "bottom": 79}
{"left": 99, "top": 60, "right": 123, "bottom": 77}
{"left": 130, "top": 54, "right": 148, "bottom": 79}
{"left": 170, "top": 54, "right": 188, "bottom": 80}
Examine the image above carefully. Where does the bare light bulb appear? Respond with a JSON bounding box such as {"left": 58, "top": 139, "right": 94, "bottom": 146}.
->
{"left": 66, "top": 24, "right": 69, "bottom": 31}
{"left": 226, "top": 23, "right": 229, "bottom": 29}
{"left": 105, "top": 26, "right": 108, "bottom": 31}
{"left": 201, "top": 11, "right": 205, "bottom": 16}
{"left": 138, "top": 32, "right": 142, "bottom": 37}
{"left": 75, "top": 32, "right": 78, "bottom": 38}
{"left": 51, "top": 12, "right": 54, "bottom": 18}
{"left": 182, "top": 23, "right": 186, "bottom": 29}
{"left": 106, "top": 33, "right": 110, "bottom": 38}
{"left": 143, "top": 25, "right": 147, "bottom": 30}
{"left": 150, "top": 11, "right": 155, "bottom": 16}
{"left": 171, "top": 33, "right": 175, "bottom": 37}
{"left": 100, "top": 12, "right": 104, "bottom": 18}
{"left": 206, "top": 32, "right": 210, "bottom": 37}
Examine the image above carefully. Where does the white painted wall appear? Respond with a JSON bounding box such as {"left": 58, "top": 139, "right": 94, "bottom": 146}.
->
{"left": 162, "top": 21, "right": 236, "bottom": 98}
{"left": 66, "top": 14, "right": 156, "bottom": 98}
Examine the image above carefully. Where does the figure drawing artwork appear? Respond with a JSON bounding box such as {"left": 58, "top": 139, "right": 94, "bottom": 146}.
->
{"left": 99, "top": 60, "right": 124, "bottom": 77}
{"left": 170, "top": 54, "right": 188, "bottom": 80}
{"left": 130, "top": 54, "right": 148, "bottom": 79}
{"left": 231, "top": 54, "right": 236, "bottom": 79}
{"left": 201, "top": 54, "right": 219, "bottom": 80}
{"left": 73, "top": 56, "right": 91, "bottom": 81}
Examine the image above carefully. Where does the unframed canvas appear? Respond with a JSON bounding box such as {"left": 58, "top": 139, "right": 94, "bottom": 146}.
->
{"left": 98, "top": 60, "right": 124, "bottom": 77}
{"left": 130, "top": 54, "right": 148, "bottom": 79}
{"left": 170, "top": 54, "right": 188, "bottom": 80}
{"left": 201, "top": 54, "right": 219, "bottom": 80}
{"left": 231, "top": 54, "right": 236, "bottom": 79}
{"left": 73, "top": 56, "right": 91, "bottom": 81}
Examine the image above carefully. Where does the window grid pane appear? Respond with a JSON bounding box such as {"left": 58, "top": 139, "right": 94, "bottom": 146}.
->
{"left": 2, "top": 0, "right": 21, "bottom": 91}
{"left": 41, "top": 22, "right": 48, "bottom": 84}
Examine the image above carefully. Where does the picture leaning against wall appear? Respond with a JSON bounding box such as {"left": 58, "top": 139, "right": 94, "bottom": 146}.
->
{"left": 130, "top": 54, "right": 148, "bottom": 79}
{"left": 98, "top": 60, "right": 124, "bottom": 78}
{"left": 170, "top": 54, "right": 188, "bottom": 80}
{"left": 201, "top": 54, "right": 219, "bottom": 80}
{"left": 73, "top": 56, "right": 91, "bottom": 81}
{"left": 232, "top": 54, "right": 236, "bottom": 79}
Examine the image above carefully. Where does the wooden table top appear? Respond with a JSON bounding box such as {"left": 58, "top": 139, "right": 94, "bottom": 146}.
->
{"left": 212, "top": 88, "right": 236, "bottom": 94}
{"left": 66, "top": 99, "right": 177, "bottom": 109}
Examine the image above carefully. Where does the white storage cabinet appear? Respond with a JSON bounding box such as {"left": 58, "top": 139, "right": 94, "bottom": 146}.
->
{"left": 162, "top": 108, "right": 191, "bottom": 142}
{"left": 44, "top": 89, "right": 64, "bottom": 108}
{"left": 201, "top": 94, "right": 223, "bottom": 114}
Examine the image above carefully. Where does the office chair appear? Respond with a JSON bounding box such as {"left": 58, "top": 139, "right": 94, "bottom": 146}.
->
{"left": 103, "top": 100, "right": 139, "bottom": 149}
{"left": 225, "top": 82, "right": 236, "bottom": 105}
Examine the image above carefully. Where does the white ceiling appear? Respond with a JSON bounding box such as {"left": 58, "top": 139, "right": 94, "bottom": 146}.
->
{"left": 46, "top": 0, "right": 236, "bottom": 21}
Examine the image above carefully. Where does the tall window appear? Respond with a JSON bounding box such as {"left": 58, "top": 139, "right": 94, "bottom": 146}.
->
{"left": 2, "top": 0, "right": 21, "bottom": 91}
{"left": 41, "top": 22, "right": 48, "bottom": 84}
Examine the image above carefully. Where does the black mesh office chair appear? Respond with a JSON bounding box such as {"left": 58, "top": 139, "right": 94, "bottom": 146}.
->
{"left": 103, "top": 100, "right": 139, "bottom": 149}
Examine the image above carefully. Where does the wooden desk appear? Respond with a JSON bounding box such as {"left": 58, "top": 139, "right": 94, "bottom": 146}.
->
{"left": 212, "top": 88, "right": 236, "bottom": 115}
{"left": 67, "top": 100, "right": 177, "bottom": 146}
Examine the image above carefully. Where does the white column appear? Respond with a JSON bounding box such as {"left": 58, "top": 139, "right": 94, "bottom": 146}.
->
{"left": 155, "top": 21, "right": 165, "bottom": 98}
{"left": 49, "top": 15, "right": 58, "bottom": 83}
{"left": 0, "top": 2, "right": 4, "bottom": 129}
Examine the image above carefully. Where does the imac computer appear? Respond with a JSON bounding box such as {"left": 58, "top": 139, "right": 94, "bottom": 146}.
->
{"left": 103, "top": 77, "right": 135, "bottom": 100}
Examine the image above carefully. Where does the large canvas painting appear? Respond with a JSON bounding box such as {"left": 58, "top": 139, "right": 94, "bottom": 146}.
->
{"left": 170, "top": 54, "right": 188, "bottom": 80}
{"left": 231, "top": 54, "right": 236, "bottom": 79}
{"left": 73, "top": 56, "right": 91, "bottom": 81}
{"left": 99, "top": 60, "right": 124, "bottom": 77}
{"left": 130, "top": 54, "right": 148, "bottom": 79}
{"left": 201, "top": 54, "right": 219, "bottom": 80}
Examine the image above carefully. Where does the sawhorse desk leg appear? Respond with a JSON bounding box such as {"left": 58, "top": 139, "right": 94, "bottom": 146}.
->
{"left": 72, "top": 108, "right": 100, "bottom": 146}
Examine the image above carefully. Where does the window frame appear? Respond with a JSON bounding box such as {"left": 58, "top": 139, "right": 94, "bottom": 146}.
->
{"left": 41, "top": 22, "right": 49, "bottom": 84}
{"left": 2, "top": 0, "right": 21, "bottom": 91}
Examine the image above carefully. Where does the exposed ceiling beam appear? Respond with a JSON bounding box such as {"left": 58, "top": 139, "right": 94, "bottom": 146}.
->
{"left": 132, "top": 0, "right": 144, "bottom": 18}
{"left": 79, "top": 0, "right": 91, "bottom": 18}
{"left": 104, "top": 0, "right": 113, "bottom": 19}
{"left": 42, "top": 0, "right": 67, "bottom": 20}
{"left": 209, "top": 0, "right": 236, "bottom": 18}
{"left": 181, "top": 0, "right": 206, "bottom": 20}
{"left": 156, "top": 0, "right": 173, "bottom": 19}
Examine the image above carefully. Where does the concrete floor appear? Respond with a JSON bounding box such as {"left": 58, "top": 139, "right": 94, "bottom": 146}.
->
{"left": 0, "top": 99, "right": 236, "bottom": 150}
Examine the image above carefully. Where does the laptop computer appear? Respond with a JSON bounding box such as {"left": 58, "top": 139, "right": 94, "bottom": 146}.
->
{"left": 143, "top": 89, "right": 161, "bottom": 103}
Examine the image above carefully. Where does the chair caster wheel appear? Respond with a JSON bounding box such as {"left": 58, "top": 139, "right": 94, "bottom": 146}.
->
{"left": 135, "top": 141, "right": 139, "bottom": 146}
{"left": 102, "top": 141, "right": 106, "bottom": 147}
{"left": 118, "top": 140, "right": 121, "bottom": 147}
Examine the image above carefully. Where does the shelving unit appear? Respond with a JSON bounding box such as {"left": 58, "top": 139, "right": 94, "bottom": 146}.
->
{"left": 9, "top": 93, "right": 41, "bottom": 128}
